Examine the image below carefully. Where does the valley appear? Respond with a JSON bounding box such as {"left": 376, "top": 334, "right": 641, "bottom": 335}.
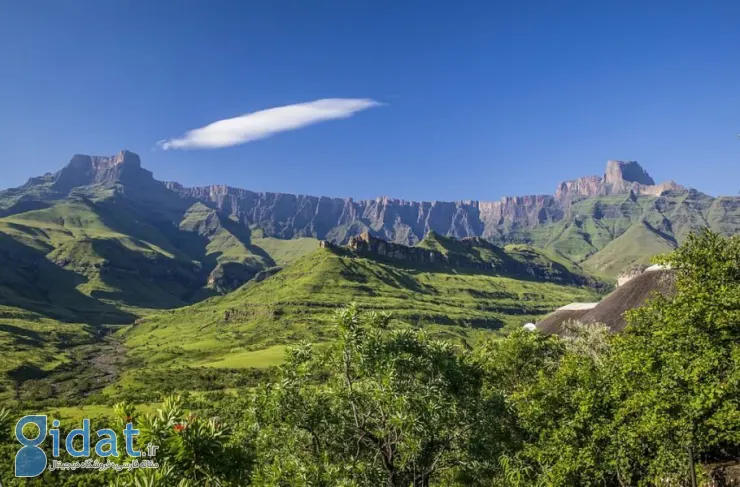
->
{"left": 1, "top": 150, "right": 738, "bottom": 403}
{"left": 0, "top": 150, "right": 738, "bottom": 485}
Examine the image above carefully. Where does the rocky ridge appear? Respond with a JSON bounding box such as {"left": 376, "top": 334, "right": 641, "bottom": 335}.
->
{"left": 322, "top": 231, "right": 600, "bottom": 287}
{"left": 163, "top": 157, "right": 685, "bottom": 245}
{"left": 555, "top": 160, "right": 684, "bottom": 202}
{"left": 6, "top": 150, "right": 735, "bottom": 279}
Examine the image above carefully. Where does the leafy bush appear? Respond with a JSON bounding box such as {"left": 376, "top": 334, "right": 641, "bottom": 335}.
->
{"left": 113, "top": 395, "right": 252, "bottom": 486}
{"left": 251, "top": 303, "right": 508, "bottom": 486}
{"left": 1, "top": 229, "right": 738, "bottom": 486}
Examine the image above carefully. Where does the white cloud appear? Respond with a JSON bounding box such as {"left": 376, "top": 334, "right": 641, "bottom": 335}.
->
{"left": 157, "top": 98, "right": 381, "bottom": 150}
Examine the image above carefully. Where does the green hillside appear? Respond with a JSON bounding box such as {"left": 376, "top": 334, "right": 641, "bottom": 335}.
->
{"left": 118, "top": 245, "right": 600, "bottom": 394}
{"left": 0, "top": 305, "right": 95, "bottom": 401}
{"left": 528, "top": 193, "right": 647, "bottom": 263}
{"left": 583, "top": 221, "right": 677, "bottom": 276}
{"left": 250, "top": 234, "right": 319, "bottom": 266}
{"left": 498, "top": 191, "right": 740, "bottom": 278}
{"left": 413, "top": 231, "right": 598, "bottom": 285}
{"left": 0, "top": 198, "right": 202, "bottom": 317}
{"left": 0, "top": 196, "right": 312, "bottom": 320}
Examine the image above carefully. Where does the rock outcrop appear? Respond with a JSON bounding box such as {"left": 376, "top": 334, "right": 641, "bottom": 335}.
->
{"left": 52, "top": 150, "right": 156, "bottom": 191}
{"left": 555, "top": 160, "right": 685, "bottom": 202}
{"left": 347, "top": 231, "right": 444, "bottom": 265}
{"left": 163, "top": 158, "right": 684, "bottom": 245}
{"left": 335, "top": 231, "right": 599, "bottom": 287}
{"left": 616, "top": 265, "right": 647, "bottom": 287}
{"left": 537, "top": 267, "right": 676, "bottom": 334}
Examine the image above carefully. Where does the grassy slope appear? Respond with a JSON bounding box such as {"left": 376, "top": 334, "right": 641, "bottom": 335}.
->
{"left": 0, "top": 305, "right": 94, "bottom": 401}
{"left": 0, "top": 198, "right": 326, "bottom": 403}
{"left": 582, "top": 191, "right": 738, "bottom": 277}
{"left": 0, "top": 198, "right": 304, "bottom": 319}
{"left": 0, "top": 199, "right": 199, "bottom": 314}
{"left": 121, "top": 247, "right": 600, "bottom": 380}
{"left": 516, "top": 192, "right": 740, "bottom": 278}
{"left": 525, "top": 194, "right": 649, "bottom": 265}
{"left": 415, "top": 231, "right": 600, "bottom": 287}
{"left": 251, "top": 236, "right": 319, "bottom": 266}
{"left": 178, "top": 202, "right": 273, "bottom": 270}
{"left": 583, "top": 222, "right": 677, "bottom": 277}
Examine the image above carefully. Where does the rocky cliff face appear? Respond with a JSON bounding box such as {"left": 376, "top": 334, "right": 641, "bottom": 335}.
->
{"left": 52, "top": 150, "right": 156, "bottom": 191}
{"left": 555, "top": 160, "right": 684, "bottom": 202}
{"left": 165, "top": 159, "right": 682, "bottom": 245}
{"left": 2, "top": 151, "right": 704, "bottom": 262}
{"left": 346, "top": 231, "right": 444, "bottom": 265}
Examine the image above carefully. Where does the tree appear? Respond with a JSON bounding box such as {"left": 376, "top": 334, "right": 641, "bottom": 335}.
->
{"left": 478, "top": 324, "right": 620, "bottom": 487}
{"left": 476, "top": 229, "right": 740, "bottom": 485}
{"left": 251, "top": 303, "right": 506, "bottom": 486}
{"left": 607, "top": 230, "right": 740, "bottom": 485}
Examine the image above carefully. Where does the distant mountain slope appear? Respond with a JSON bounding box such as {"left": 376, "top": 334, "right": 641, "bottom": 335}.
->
{"left": 163, "top": 159, "right": 687, "bottom": 248}
{"left": 1, "top": 150, "right": 738, "bottom": 307}
{"left": 121, "top": 241, "right": 601, "bottom": 381}
{"left": 0, "top": 152, "right": 316, "bottom": 321}
{"left": 160, "top": 154, "right": 740, "bottom": 276}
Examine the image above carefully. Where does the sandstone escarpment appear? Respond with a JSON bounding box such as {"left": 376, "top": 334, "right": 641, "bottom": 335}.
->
{"left": 53, "top": 150, "right": 156, "bottom": 191}
{"left": 16, "top": 151, "right": 696, "bottom": 253}
{"left": 164, "top": 159, "right": 684, "bottom": 246}
{"left": 555, "top": 160, "right": 685, "bottom": 202}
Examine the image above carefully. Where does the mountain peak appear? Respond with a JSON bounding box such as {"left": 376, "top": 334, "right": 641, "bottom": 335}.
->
{"left": 555, "top": 160, "right": 682, "bottom": 202}
{"left": 110, "top": 150, "right": 141, "bottom": 168}
{"left": 53, "top": 150, "right": 152, "bottom": 191}
{"left": 604, "top": 160, "right": 655, "bottom": 186}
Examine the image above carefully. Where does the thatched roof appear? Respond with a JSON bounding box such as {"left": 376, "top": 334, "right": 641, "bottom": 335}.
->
{"left": 536, "top": 269, "right": 675, "bottom": 334}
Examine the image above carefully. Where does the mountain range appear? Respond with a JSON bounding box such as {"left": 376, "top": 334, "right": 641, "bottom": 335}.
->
{"left": 3, "top": 150, "right": 738, "bottom": 280}
{"left": 1, "top": 149, "right": 738, "bottom": 402}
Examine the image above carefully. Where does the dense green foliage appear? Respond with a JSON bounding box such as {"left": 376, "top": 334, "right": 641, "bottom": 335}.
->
{"left": 474, "top": 229, "right": 740, "bottom": 486}
{"left": 251, "top": 304, "right": 504, "bottom": 486}
{"left": 1, "top": 215, "right": 739, "bottom": 486}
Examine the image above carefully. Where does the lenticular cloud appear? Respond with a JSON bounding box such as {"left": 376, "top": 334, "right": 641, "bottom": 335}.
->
{"left": 157, "top": 98, "right": 381, "bottom": 150}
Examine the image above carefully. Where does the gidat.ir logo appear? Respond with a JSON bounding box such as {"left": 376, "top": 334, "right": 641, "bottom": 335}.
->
{"left": 15, "top": 415, "right": 47, "bottom": 477}
{"left": 14, "top": 415, "right": 147, "bottom": 478}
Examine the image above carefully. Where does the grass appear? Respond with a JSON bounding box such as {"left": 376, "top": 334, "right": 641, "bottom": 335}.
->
{"left": 0, "top": 198, "right": 292, "bottom": 320}
{"left": 121, "top": 247, "right": 602, "bottom": 385}
{"left": 41, "top": 402, "right": 160, "bottom": 422}
{"left": 584, "top": 222, "right": 677, "bottom": 277}
{"left": 199, "top": 345, "right": 289, "bottom": 368}
{"left": 0, "top": 199, "right": 200, "bottom": 317}
{"left": 525, "top": 194, "right": 650, "bottom": 264}
{"left": 0, "top": 305, "right": 94, "bottom": 400}
{"left": 251, "top": 236, "right": 319, "bottom": 266}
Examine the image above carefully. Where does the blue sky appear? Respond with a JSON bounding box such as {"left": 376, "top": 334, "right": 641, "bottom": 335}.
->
{"left": 1, "top": 1, "right": 738, "bottom": 201}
